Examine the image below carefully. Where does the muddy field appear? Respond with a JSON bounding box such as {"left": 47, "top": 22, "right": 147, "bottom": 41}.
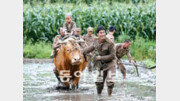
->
{"left": 23, "top": 59, "right": 156, "bottom": 101}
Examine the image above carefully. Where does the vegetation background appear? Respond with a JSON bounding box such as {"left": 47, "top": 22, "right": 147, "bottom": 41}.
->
{"left": 23, "top": 0, "right": 156, "bottom": 67}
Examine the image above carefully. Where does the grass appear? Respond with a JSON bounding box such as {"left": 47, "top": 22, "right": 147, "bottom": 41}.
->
{"left": 23, "top": 41, "right": 52, "bottom": 59}
{"left": 23, "top": 36, "right": 156, "bottom": 66}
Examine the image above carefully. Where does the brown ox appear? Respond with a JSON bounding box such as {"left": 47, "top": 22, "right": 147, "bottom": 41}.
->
{"left": 53, "top": 38, "right": 88, "bottom": 89}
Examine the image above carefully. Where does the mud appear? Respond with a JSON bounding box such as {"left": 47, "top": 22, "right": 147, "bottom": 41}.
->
{"left": 23, "top": 60, "right": 156, "bottom": 101}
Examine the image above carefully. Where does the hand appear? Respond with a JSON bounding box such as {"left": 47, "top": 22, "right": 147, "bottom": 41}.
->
{"left": 130, "top": 60, "right": 137, "bottom": 67}
{"left": 130, "top": 60, "right": 134, "bottom": 63}
{"left": 134, "top": 63, "right": 138, "bottom": 67}
{"left": 95, "top": 56, "right": 101, "bottom": 61}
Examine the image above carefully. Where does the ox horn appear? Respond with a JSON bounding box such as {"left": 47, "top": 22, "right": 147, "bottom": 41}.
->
{"left": 57, "top": 40, "right": 67, "bottom": 44}
{"left": 76, "top": 40, "right": 85, "bottom": 43}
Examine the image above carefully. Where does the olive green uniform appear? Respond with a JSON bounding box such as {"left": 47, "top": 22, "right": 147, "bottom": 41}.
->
{"left": 83, "top": 37, "right": 116, "bottom": 95}
{"left": 116, "top": 43, "right": 133, "bottom": 79}
{"left": 82, "top": 34, "right": 97, "bottom": 71}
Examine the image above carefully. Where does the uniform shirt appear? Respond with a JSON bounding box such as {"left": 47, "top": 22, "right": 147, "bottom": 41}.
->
{"left": 83, "top": 37, "right": 116, "bottom": 71}
{"left": 63, "top": 21, "right": 76, "bottom": 35}
{"left": 75, "top": 34, "right": 82, "bottom": 40}
{"left": 82, "top": 34, "right": 96, "bottom": 46}
{"left": 116, "top": 43, "right": 133, "bottom": 62}
{"left": 106, "top": 33, "right": 114, "bottom": 42}
{"left": 53, "top": 35, "right": 65, "bottom": 45}
{"left": 53, "top": 35, "right": 61, "bottom": 44}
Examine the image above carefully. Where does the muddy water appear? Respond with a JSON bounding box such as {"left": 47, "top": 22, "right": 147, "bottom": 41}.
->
{"left": 23, "top": 60, "right": 156, "bottom": 101}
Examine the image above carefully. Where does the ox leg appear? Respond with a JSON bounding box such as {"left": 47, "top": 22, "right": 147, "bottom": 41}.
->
{"left": 87, "top": 55, "right": 92, "bottom": 72}
{"left": 53, "top": 67, "right": 61, "bottom": 83}
{"left": 64, "top": 82, "right": 70, "bottom": 90}
{"left": 76, "top": 83, "right": 79, "bottom": 89}
{"left": 72, "top": 77, "right": 80, "bottom": 90}
{"left": 59, "top": 75, "right": 71, "bottom": 90}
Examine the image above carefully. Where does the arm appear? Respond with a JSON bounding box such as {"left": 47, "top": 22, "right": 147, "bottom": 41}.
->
{"left": 99, "top": 44, "right": 116, "bottom": 62}
{"left": 71, "top": 22, "right": 76, "bottom": 35}
{"left": 63, "top": 23, "right": 68, "bottom": 34}
{"left": 71, "top": 22, "right": 76, "bottom": 32}
{"left": 53, "top": 36, "right": 61, "bottom": 49}
{"left": 63, "top": 23, "right": 66, "bottom": 30}
{"left": 126, "top": 50, "right": 137, "bottom": 67}
{"left": 53, "top": 36, "right": 58, "bottom": 48}
{"left": 83, "top": 44, "right": 95, "bottom": 55}
{"left": 126, "top": 50, "right": 133, "bottom": 63}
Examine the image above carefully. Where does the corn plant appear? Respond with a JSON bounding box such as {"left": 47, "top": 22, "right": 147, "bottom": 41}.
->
{"left": 23, "top": 1, "right": 156, "bottom": 43}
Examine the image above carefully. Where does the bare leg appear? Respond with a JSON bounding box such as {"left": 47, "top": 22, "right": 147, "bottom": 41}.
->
{"left": 53, "top": 67, "right": 61, "bottom": 82}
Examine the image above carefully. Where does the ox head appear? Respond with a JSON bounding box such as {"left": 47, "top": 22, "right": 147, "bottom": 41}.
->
{"left": 58, "top": 38, "right": 85, "bottom": 65}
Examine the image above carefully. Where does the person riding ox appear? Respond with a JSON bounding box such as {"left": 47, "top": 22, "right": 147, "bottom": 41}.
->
{"left": 63, "top": 13, "right": 76, "bottom": 36}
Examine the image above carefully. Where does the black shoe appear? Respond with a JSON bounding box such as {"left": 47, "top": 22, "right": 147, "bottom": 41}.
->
{"left": 97, "top": 87, "right": 103, "bottom": 95}
{"left": 108, "top": 88, "right": 112, "bottom": 96}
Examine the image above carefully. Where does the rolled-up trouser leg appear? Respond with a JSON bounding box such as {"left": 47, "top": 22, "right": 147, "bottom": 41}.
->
{"left": 95, "top": 70, "right": 106, "bottom": 94}
{"left": 88, "top": 61, "right": 92, "bottom": 71}
{"left": 117, "top": 59, "right": 126, "bottom": 79}
{"left": 87, "top": 55, "right": 92, "bottom": 71}
{"left": 107, "top": 82, "right": 114, "bottom": 96}
{"left": 95, "top": 82, "right": 104, "bottom": 94}
{"left": 53, "top": 67, "right": 60, "bottom": 82}
{"left": 106, "top": 66, "right": 116, "bottom": 96}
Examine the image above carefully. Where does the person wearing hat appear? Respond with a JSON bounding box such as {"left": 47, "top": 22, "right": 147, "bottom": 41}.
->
{"left": 82, "top": 27, "right": 96, "bottom": 71}
{"left": 82, "top": 27, "right": 96, "bottom": 46}
{"left": 63, "top": 12, "right": 76, "bottom": 36}
{"left": 106, "top": 26, "right": 115, "bottom": 42}
{"left": 75, "top": 28, "right": 82, "bottom": 39}
{"left": 50, "top": 27, "right": 65, "bottom": 58}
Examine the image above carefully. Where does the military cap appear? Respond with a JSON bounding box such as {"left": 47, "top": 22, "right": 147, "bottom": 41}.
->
{"left": 87, "top": 27, "right": 93, "bottom": 31}
{"left": 76, "top": 28, "right": 81, "bottom": 31}
{"left": 65, "top": 12, "right": 72, "bottom": 18}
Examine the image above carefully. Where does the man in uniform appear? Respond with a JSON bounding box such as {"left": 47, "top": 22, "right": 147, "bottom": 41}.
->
{"left": 75, "top": 28, "right": 82, "bottom": 39}
{"left": 83, "top": 26, "right": 116, "bottom": 96}
{"left": 63, "top": 13, "right": 76, "bottom": 36}
{"left": 116, "top": 39, "right": 137, "bottom": 79}
{"left": 82, "top": 27, "right": 96, "bottom": 71}
{"left": 50, "top": 27, "right": 65, "bottom": 58}
{"left": 106, "top": 26, "right": 115, "bottom": 42}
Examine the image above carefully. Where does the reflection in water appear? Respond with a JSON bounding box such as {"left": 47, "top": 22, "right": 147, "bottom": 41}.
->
{"left": 23, "top": 61, "right": 156, "bottom": 101}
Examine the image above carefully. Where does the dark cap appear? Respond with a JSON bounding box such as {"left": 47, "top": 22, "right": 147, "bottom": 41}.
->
{"left": 109, "top": 26, "right": 115, "bottom": 32}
